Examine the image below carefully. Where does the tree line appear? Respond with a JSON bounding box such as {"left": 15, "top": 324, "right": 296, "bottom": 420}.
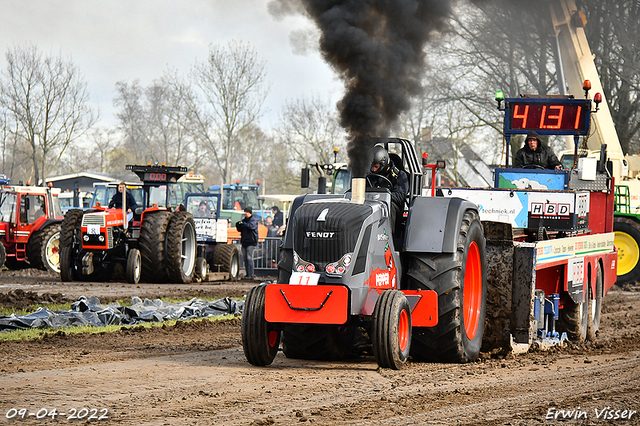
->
{"left": 1, "top": 0, "right": 637, "bottom": 191}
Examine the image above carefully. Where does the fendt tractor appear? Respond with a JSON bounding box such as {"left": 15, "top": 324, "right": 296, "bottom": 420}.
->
{"left": 59, "top": 164, "right": 238, "bottom": 284}
{"left": 0, "top": 184, "right": 63, "bottom": 273}
{"left": 241, "top": 86, "right": 616, "bottom": 370}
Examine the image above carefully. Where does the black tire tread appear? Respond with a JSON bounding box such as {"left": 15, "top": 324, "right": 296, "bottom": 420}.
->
{"left": 166, "top": 211, "right": 196, "bottom": 284}
{"left": 138, "top": 211, "right": 172, "bottom": 283}
{"left": 213, "top": 244, "right": 239, "bottom": 280}
{"left": 27, "top": 225, "right": 60, "bottom": 272}
{"left": 242, "top": 285, "right": 279, "bottom": 366}
{"left": 407, "top": 210, "right": 486, "bottom": 363}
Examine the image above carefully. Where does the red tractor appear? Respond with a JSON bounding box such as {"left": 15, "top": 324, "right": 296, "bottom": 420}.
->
{"left": 0, "top": 185, "right": 63, "bottom": 273}
{"left": 59, "top": 164, "right": 199, "bottom": 284}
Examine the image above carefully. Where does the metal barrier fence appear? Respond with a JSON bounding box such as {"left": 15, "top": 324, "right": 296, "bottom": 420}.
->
{"left": 253, "top": 236, "right": 282, "bottom": 271}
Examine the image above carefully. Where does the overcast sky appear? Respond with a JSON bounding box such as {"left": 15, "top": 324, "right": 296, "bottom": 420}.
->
{"left": 0, "top": 0, "right": 343, "bottom": 129}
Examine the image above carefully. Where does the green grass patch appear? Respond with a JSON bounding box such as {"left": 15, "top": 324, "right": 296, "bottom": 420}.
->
{"left": 0, "top": 314, "right": 237, "bottom": 342}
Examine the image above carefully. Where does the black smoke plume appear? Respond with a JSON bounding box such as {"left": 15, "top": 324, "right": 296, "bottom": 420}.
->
{"left": 297, "top": 0, "right": 453, "bottom": 177}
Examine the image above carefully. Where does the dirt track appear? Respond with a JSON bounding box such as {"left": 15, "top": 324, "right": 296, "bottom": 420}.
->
{"left": 1, "top": 271, "right": 639, "bottom": 425}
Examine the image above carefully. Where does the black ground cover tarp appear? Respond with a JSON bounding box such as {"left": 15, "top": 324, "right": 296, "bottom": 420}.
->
{"left": 0, "top": 296, "right": 244, "bottom": 332}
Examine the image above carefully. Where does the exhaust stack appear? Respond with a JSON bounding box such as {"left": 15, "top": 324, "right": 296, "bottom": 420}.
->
{"left": 352, "top": 178, "right": 365, "bottom": 204}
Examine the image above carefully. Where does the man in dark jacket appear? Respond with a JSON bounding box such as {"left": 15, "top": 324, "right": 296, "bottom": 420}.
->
{"left": 513, "top": 131, "right": 563, "bottom": 169}
{"left": 236, "top": 206, "right": 259, "bottom": 280}
{"left": 109, "top": 182, "right": 138, "bottom": 212}
{"left": 369, "top": 145, "right": 410, "bottom": 228}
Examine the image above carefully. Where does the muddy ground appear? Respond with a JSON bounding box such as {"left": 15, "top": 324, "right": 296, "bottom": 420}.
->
{"left": 0, "top": 271, "right": 639, "bottom": 425}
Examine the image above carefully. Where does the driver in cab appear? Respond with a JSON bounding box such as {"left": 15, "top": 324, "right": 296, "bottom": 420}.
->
{"left": 369, "top": 145, "right": 409, "bottom": 227}
{"left": 513, "top": 131, "right": 562, "bottom": 170}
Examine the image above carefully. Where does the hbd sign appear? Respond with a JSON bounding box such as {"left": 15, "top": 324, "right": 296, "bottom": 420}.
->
{"left": 530, "top": 202, "right": 571, "bottom": 217}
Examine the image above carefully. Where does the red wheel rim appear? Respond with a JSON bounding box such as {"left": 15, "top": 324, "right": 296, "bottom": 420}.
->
{"left": 463, "top": 241, "right": 482, "bottom": 340}
{"left": 398, "top": 308, "right": 409, "bottom": 352}
{"left": 268, "top": 330, "right": 278, "bottom": 348}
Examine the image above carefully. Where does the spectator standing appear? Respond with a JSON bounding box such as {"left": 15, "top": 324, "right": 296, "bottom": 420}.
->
{"left": 236, "top": 206, "right": 259, "bottom": 280}
{"left": 271, "top": 205, "right": 284, "bottom": 228}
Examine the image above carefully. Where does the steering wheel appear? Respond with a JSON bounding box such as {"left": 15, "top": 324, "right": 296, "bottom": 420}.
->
{"left": 366, "top": 173, "right": 393, "bottom": 190}
{"left": 522, "top": 164, "right": 545, "bottom": 170}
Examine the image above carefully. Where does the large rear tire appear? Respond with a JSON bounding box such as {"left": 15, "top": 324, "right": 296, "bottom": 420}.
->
{"left": 27, "top": 225, "right": 61, "bottom": 273}
{"left": 212, "top": 244, "right": 240, "bottom": 281}
{"left": 587, "top": 263, "right": 603, "bottom": 341}
{"left": 613, "top": 216, "right": 640, "bottom": 284}
{"left": 242, "top": 285, "right": 280, "bottom": 366}
{"left": 138, "top": 211, "right": 172, "bottom": 283}
{"left": 165, "top": 211, "right": 197, "bottom": 284}
{"left": 371, "top": 290, "right": 412, "bottom": 370}
{"left": 59, "top": 209, "right": 84, "bottom": 281}
{"left": 407, "top": 209, "right": 487, "bottom": 363}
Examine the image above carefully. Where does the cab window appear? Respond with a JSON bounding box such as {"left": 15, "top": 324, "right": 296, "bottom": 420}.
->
{"left": 20, "top": 194, "right": 45, "bottom": 224}
{"left": 0, "top": 193, "right": 17, "bottom": 223}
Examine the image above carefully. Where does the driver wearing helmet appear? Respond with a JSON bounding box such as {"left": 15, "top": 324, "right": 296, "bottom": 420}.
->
{"left": 369, "top": 145, "right": 410, "bottom": 228}
{"left": 513, "top": 131, "right": 562, "bottom": 169}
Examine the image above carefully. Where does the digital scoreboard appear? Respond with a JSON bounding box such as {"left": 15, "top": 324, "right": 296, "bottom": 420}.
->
{"left": 505, "top": 98, "right": 591, "bottom": 136}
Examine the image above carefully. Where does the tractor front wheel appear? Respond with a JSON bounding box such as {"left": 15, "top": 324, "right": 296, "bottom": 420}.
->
{"left": 371, "top": 290, "right": 412, "bottom": 370}
{"left": 213, "top": 244, "right": 239, "bottom": 281}
{"left": 59, "top": 247, "right": 74, "bottom": 282}
{"left": 126, "top": 248, "right": 142, "bottom": 284}
{"left": 242, "top": 285, "right": 280, "bottom": 366}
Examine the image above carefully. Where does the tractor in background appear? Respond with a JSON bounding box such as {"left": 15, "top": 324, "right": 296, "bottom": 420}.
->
{"left": 0, "top": 184, "right": 63, "bottom": 273}
{"left": 59, "top": 164, "right": 199, "bottom": 284}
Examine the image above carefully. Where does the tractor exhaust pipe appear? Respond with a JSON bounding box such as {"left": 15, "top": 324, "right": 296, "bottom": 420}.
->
{"left": 352, "top": 178, "right": 365, "bottom": 204}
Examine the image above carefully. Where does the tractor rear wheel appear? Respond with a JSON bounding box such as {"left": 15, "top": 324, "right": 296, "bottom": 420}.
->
{"left": 242, "top": 285, "right": 280, "bottom": 366}
{"left": 613, "top": 216, "right": 640, "bottom": 284}
{"left": 27, "top": 225, "right": 61, "bottom": 273}
{"left": 371, "top": 290, "right": 412, "bottom": 370}
{"left": 126, "top": 248, "right": 142, "bottom": 284}
{"left": 165, "top": 211, "right": 197, "bottom": 283}
{"left": 407, "top": 209, "right": 487, "bottom": 363}
{"left": 138, "top": 211, "right": 172, "bottom": 283}
{"left": 58, "top": 209, "right": 84, "bottom": 280}
{"left": 60, "top": 209, "right": 84, "bottom": 248}
{"left": 587, "top": 263, "right": 603, "bottom": 341}
{"left": 212, "top": 244, "right": 239, "bottom": 281}
{"left": 282, "top": 324, "right": 359, "bottom": 361}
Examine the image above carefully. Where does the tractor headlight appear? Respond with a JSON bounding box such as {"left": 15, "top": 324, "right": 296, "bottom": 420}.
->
{"left": 98, "top": 235, "right": 105, "bottom": 242}
{"left": 83, "top": 235, "right": 89, "bottom": 242}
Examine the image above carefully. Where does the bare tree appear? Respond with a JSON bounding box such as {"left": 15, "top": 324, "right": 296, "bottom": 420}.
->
{"left": 579, "top": 0, "right": 640, "bottom": 153}
{"left": 0, "top": 44, "right": 96, "bottom": 185}
{"left": 191, "top": 41, "right": 269, "bottom": 184}
{"left": 113, "top": 79, "right": 148, "bottom": 163}
{"left": 275, "top": 94, "right": 347, "bottom": 167}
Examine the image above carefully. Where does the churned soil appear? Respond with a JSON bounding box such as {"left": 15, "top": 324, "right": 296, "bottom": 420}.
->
{"left": 0, "top": 271, "right": 639, "bottom": 425}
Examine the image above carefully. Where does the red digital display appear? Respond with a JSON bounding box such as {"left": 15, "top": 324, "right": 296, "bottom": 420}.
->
{"left": 144, "top": 172, "right": 167, "bottom": 182}
{"left": 508, "top": 101, "right": 588, "bottom": 133}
